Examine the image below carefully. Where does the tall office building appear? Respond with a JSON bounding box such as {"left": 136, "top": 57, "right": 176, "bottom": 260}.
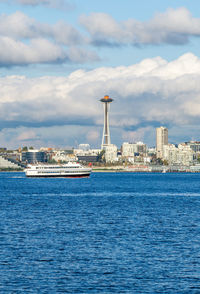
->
{"left": 156, "top": 126, "right": 168, "bottom": 158}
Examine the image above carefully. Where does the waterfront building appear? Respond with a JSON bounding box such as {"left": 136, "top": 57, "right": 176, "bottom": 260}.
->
{"left": 177, "top": 144, "right": 195, "bottom": 166}
{"left": 74, "top": 148, "right": 101, "bottom": 163}
{"left": 77, "top": 155, "right": 99, "bottom": 163}
{"left": 185, "top": 141, "right": 200, "bottom": 153}
{"left": 163, "top": 144, "right": 178, "bottom": 165}
{"left": 122, "top": 142, "right": 137, "bottom": 157}
{"left": 0, "top": 156, "right": 22, "bottom": 169}
{"left": 137, "top": 142, "right": 147, "bottom": 155}
{"left": 52, "top": 150, "right": 76, "bottom": 162}
{"left": 190, "top": 164, "right": 200, "bottom": 172}
{"left": 22, "top": 150, "right": 47, "bottom": 163}
{"left": 163, "top": 143, "right": 195, "bottom": 166}
{"left": 156, "top": 126, "right": 168, "bottom": 158}
{"left": 122, "top": 142, "right": 147, "bottom": 157}
{"left": 104, "top": 144, "right": 118, "bottom": 163}
{"left": 74, "top": 148, "right": 101, "bottom": 156}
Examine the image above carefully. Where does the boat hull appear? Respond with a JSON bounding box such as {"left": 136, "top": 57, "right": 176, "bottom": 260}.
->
{"left": 26, "top": 173, "right": 91, "bottom": 178}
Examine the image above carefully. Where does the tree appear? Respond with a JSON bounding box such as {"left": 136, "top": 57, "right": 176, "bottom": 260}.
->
{"left": 98, "top": 150, "right": 105, "bottom": 163}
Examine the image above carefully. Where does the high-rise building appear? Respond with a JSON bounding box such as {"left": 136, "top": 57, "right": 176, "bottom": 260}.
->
{"left": 100, "top": 95, "right": 113, "bottom": 149}
{"left": 156, "top": 126, "right": 168, "bottom": 158}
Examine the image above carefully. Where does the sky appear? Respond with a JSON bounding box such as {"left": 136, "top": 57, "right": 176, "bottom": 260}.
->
{"left": 0, "top": 0, "right": 200, "bottom": 149}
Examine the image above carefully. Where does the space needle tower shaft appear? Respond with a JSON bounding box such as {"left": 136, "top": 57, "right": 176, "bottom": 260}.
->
{"left": 100, "top": 95, "right": 113, "bottom": 149}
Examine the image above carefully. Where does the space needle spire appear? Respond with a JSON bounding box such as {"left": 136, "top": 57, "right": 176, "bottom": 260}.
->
{"left": 100, "top": 95, "right": 113, "bottom": 149}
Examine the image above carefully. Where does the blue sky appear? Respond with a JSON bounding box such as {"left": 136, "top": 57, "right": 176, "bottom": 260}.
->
{"left": 1, "top": 0, "right": 200, "bottom": 76}
{"left": 0, "top": 0, "right": 200, "bottom": 148}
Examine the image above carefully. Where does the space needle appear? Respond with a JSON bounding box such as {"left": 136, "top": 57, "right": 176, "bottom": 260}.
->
{"left": 100, "top": 95, "right": 113, "bottom": 149}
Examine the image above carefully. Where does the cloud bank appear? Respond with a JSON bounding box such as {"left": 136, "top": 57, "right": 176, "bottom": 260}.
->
{"left": 0, "top": 11, "right": 98, "bottom": 66}
{"left": 1, "top": 53, "right": 200, "bottom": 147}
{"left": 1, "top": 8, "right": 200, "bottom": 67}
{"left": 80, "top": 7, "right": 200, "bottom": 46}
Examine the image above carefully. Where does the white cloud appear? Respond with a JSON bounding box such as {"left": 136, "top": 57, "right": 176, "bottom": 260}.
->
{"left": 1, "top": 8, "right": 200, "bottom": 67}
{"left": 0, "top": 37, "right": 99, "bottom": 65}
{"left": 0, "top": 12, "right": 97, "bottom": 66}
{"left": 0, "top": 12, "right": 83, "bottom": 45}
{"left": 0, "top": 37, "right": 68, "bottom": 65}
{"left": 80, "top": 7, "right": 200, "bottom": 46}
{"left": 1, "top": 53, "right": 200, "bottom": 147}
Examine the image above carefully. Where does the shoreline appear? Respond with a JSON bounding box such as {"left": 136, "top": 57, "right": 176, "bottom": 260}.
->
{"left": 92, "top": 169, "right": 196, "bottom": 173}
{"left": 0, "top": 166, "right": 199, "bottom": 173}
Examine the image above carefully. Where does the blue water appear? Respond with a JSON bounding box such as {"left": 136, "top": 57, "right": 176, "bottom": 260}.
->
{"left": 0, "top": 172, "right": 200, "bottom": 293}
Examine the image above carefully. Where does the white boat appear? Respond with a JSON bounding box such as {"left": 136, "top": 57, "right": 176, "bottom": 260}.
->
{"left": 25, "top": 162, "right": 92, "bottom": 178}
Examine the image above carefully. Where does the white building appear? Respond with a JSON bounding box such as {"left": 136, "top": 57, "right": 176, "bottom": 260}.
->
{"left": 74, "top": 148, "right": 101, "bottom": 156}
{"left": 122, "top": 142, "right": 137, "bottom": 157}
{"left": 156, "top": 126, "right": 168, "bottom": 158}
{"left": 104, "top": 144, "right": 118, "bottom": 163}
{"left": 163, "top": 143, "right": 194, "bottom": 166}
{"left": 163, "top": 144, "right": 178, "bottom": 164}
{"left": 0, "top": 156, "right": 21, "bottom": 169}
{"left": 122, "top": 142, "right": 147, "bottom": 157}
{"left": 52, "top": 150, "right": 76, "bottom": 162}
{"left": 177, "top": 144, "right": 195, "bottom": 166}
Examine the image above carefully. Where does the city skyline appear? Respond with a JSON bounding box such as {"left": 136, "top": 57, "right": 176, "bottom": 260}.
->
{"left": 0, "top": 1, "right": 200, "bottom": 148}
